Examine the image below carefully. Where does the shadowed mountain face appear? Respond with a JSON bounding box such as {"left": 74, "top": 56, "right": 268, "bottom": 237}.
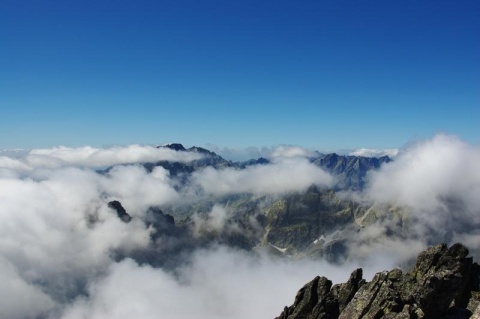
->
{"left": 313, "top": 153, "right": 391, "bottom": 190}
{"left": 276, "top": 243, "right": 480, "bottom": 319}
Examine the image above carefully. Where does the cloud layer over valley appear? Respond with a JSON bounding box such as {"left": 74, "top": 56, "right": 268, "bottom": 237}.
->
{"left": 0, "top": 135, "right": 479, "bottom": 318}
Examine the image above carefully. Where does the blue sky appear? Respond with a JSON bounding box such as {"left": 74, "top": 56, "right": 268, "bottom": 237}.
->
{"left": 1, "top": 0, "right": 478, "bottom": 151}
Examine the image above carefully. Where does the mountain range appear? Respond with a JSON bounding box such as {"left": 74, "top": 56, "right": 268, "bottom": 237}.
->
{"left": 103, "top": 143, "right": 395, "bottom": 264}
{"left": 144, "top": 143, "right": 391, "bottom": 191}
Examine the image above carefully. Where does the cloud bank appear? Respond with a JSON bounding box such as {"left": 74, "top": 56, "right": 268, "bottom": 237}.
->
{"left": 204, "top": 144, "right": 318, "bottom": 161}
{"left": 349, "top": 148, "right": 399, "bottom": 158}
{"left": 365, "top": 134, "right": 480, "bottom": 221}
{"left": 0, "top": 144, "right": 203, "bottom": 172}
{"left": 0, "top": 143, "right": 338, "bottom": 319}
{"left": 343, "top": 134, "right": 480, "bottom": 262}
{"left": 0, "top": 135, "right": 478, "bottom": 318}
{"left": 0, "top": 167, "right": 160, "bottom": 318}
{"left": 191, "top": 157, "right": 333, "bottom": 196}
{"left": 60, "top": 247, "right": 358, "bottom": 319}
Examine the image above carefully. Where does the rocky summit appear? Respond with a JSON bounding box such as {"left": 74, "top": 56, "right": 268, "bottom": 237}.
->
{"left": 276, "top": 243, "right": 480, "bottom": 319}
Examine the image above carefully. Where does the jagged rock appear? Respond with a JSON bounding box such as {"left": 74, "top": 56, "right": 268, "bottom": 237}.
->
{"left": 276, "top": 269, "right": 364, "bottom": 319}
{"left": 471, "top": 305, "right": 480, "bottom": 319}
{"left": 339, "top": 269, "right": 411, "bottom": 319}
{"left": 412, "top": 244, "right": 470, "bottom": 314}
{"left": 332, "top": 268, "right": 366, "bottom": 314}
{"left": 161, "top": 143, "right": 187, "bottom": 151}
{"left": 107, "top": 200, "right": 132, "bottom": 223}
{"left": 276, "top": 243, "right": 480, "bottom": 319}
{"left": 277, "top": 276, "right": 333, "bottom": 319}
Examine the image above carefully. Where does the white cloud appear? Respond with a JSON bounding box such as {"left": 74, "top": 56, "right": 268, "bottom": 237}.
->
{"left": 191, "top": 158, "right": 333, "bottom": 195}
{"left": 31, "top": 144, "right": 204, "bottom": 167}
{"left": 365, "top": 134, "right": 480, "bottom": 218}
{"left": 270, "top": 145, "right": 316, "bottom": 159}
{"left": 345, "top": 219, "right": 428, "bottom": 267}
{"left": 349, "top": 148, "right": 399, "bottom": 158}
{"left": 100, "top": 165, "right": 179, "bottom": 214}
{"left": 204, "top": 144, "right": 317, "bottom": 162}
{"left": 189, "top": 204, "right": 249, "bottom": 238}
{"left": 0, "top": 168, "right": 152, "bottom": 273}
{"left": 0, "top": 144, "right": 203, "bottom": 172}
{"left": 191, "top": 204, "right": 231, "bottom": 237}
{"left": 60, "top": 247, "right": 358, "bottom": 319}
{"left": 0, "top": 156, "right": 32, "bottom": 171}
{"left": 0, "top": 163, "right": 177, "bottom": 313}
{"left": 351, "top": 134, "right": 480, "bottom": 258}
{"left": 0, "top": 257, "right": 55, "bottom": 319}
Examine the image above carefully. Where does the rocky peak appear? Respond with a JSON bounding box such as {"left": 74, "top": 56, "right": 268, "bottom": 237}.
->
{"left": 107, "top": 200, "right": 132, "bottom": 223}
{"left": 161, "top": 143, "right": 187, "bottom": 152}
{"left": 276, "top": 243, "right": 480, "bottom": 319}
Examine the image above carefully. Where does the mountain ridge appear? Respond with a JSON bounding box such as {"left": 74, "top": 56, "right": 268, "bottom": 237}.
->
{"left": 275, "top": 243, "right": 480, "bottom": 319}
{"left": 151, "top": 143, "right": 392, "bottom": 191}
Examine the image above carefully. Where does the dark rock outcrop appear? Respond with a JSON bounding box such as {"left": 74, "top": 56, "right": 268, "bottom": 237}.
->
{"left": 240, "top": 157, "right": 270, "bottom": 168}
{"left": 107, "top": 200, "right": 132, "bottom": 223}
{"left": 277, "top": 269, "right": 365, "bottom": 319}
{"left": 162, "top": 143, "right": 187, "bottom": 152}
{"left": 276, "top": 243, "right": 480, "bottom": 319}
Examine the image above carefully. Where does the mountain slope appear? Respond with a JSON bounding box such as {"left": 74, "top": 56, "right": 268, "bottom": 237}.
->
{"left": 313, "top": 153, "right": 391, "bottom": 190}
